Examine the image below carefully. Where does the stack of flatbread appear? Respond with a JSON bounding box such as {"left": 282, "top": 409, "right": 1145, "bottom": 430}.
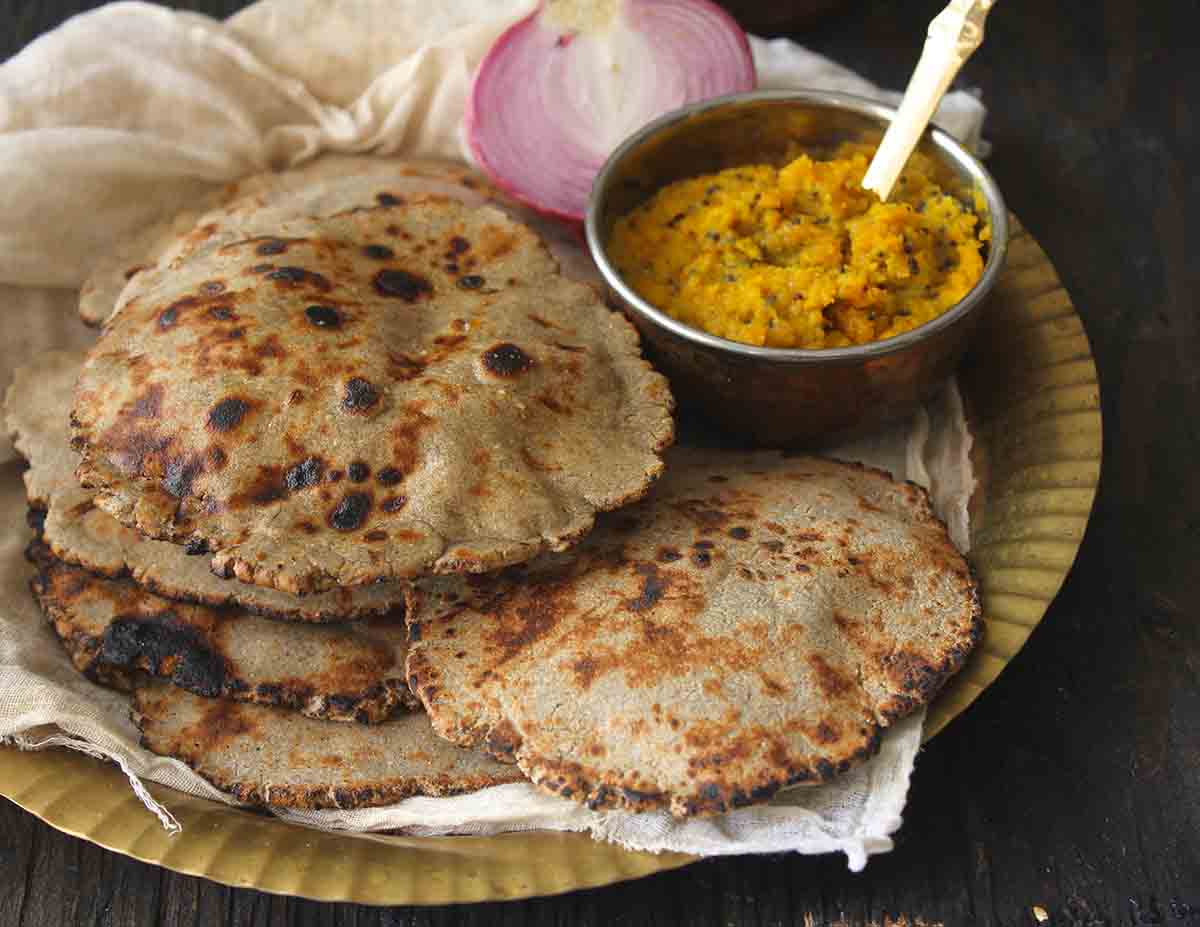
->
{"left": 5, "top": 157, "right": 980, "bottom": 819}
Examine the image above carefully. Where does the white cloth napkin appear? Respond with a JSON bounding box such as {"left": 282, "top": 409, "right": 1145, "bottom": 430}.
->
{"left": 0, "top": 0, "right": 985, "bottom": 870}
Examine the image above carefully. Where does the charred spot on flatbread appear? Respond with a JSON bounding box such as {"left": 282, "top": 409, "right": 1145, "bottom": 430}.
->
{"left": 372, "top": 268, "right": 432, "bottom": 301}
{"left": 304, "top": 305, "right": 341, "bottom": 328}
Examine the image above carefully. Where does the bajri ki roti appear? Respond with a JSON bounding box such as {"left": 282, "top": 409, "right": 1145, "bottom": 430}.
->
{"left": 406, "top": 448, "right": 981, "bottom": 817}
{"left": 7, "top": 350, "right": 406, "bottom": 621}
{"left": 28, "top": 543, "right": 416, "bottom": 723}
{"left": 133, "top": 681, "right": 524, "bottom": 810}
{"left": 80, "top": 157, "right": 597, "bottom": 326}
{"left": 71, "top": 199, "right": 673, "bottom": 595}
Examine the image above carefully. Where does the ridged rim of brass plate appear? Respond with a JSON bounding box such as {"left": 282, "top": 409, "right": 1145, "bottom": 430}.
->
{"left": 922, "top": 215, "right": 1101, "bottom": 738}
{"left": 0, "top": 215, "right": 1099, "bottom": 904}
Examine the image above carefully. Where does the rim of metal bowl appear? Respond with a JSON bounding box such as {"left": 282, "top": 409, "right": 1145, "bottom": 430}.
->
{"left": 585, "top": 89, "right": 1009, "bottom": 364}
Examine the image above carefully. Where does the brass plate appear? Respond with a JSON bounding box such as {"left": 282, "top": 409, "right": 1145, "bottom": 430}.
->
{"left": 924, "top": 216, "right": 1101, "bottom": 737}
{"left": 0, "top": 216, "right": 1099, "bottom": 903}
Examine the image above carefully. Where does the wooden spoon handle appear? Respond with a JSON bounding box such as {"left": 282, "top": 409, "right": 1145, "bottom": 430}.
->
{"left": 862, "top": 0, "right": 995, "bottom": 201}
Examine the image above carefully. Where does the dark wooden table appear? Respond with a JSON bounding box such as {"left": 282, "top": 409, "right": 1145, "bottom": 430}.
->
{"left": 2, "top": 1, "right": 1195, "bottom": 924}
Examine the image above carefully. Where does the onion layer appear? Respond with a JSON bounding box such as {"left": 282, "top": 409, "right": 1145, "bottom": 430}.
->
{"left": 466, "top": 0, "right": 755, "bottom": 224}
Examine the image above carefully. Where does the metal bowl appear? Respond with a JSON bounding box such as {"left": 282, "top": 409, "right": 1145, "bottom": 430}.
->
{"left": 585, "top": 90, "right": 1008, "bottom": 447}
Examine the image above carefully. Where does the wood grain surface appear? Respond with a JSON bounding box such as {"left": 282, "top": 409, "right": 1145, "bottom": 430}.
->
{"left": 2, "top": 0, "right": 1197, "bottom": 924}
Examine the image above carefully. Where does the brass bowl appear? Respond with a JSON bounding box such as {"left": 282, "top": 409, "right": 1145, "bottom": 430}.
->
{"left": 585, "top": 90, "right": 1008, "bottom": 447}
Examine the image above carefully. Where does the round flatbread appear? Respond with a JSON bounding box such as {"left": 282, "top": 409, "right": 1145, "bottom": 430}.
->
{"left": 29, "top": 543, "right": 416, "bottom": 723}
{"left": 7, "top": 350, "right": 406, "bottom": 621}
{"left": 406, "top": 449, "right": 981, "bottom": 817}
{"left": 72, "top": 200, "right": 673, "bottom": 595}
{"left": 133, "top": 682, "right": 524, "bottom": 810}
{"left": 80, "top": 157, "right": 598, "bottom": 326}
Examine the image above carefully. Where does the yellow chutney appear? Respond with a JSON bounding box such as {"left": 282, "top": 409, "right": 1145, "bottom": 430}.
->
{"left": 607, "top": 143, "right": 988, "bottom": 349}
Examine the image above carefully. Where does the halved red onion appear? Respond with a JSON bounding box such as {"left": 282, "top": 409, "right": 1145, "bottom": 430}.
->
{"left": 466, "top": 0, "right": 756, "bottom": 224}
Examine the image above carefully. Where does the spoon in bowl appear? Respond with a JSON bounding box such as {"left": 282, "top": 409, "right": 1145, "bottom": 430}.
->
{"left": 862, "top": 0, "right": 996, "bottom": 201}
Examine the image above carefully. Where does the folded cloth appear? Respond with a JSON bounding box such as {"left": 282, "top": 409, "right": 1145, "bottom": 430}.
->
{"left": 0, "top": 0, "right": 984, "bottom": 870}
